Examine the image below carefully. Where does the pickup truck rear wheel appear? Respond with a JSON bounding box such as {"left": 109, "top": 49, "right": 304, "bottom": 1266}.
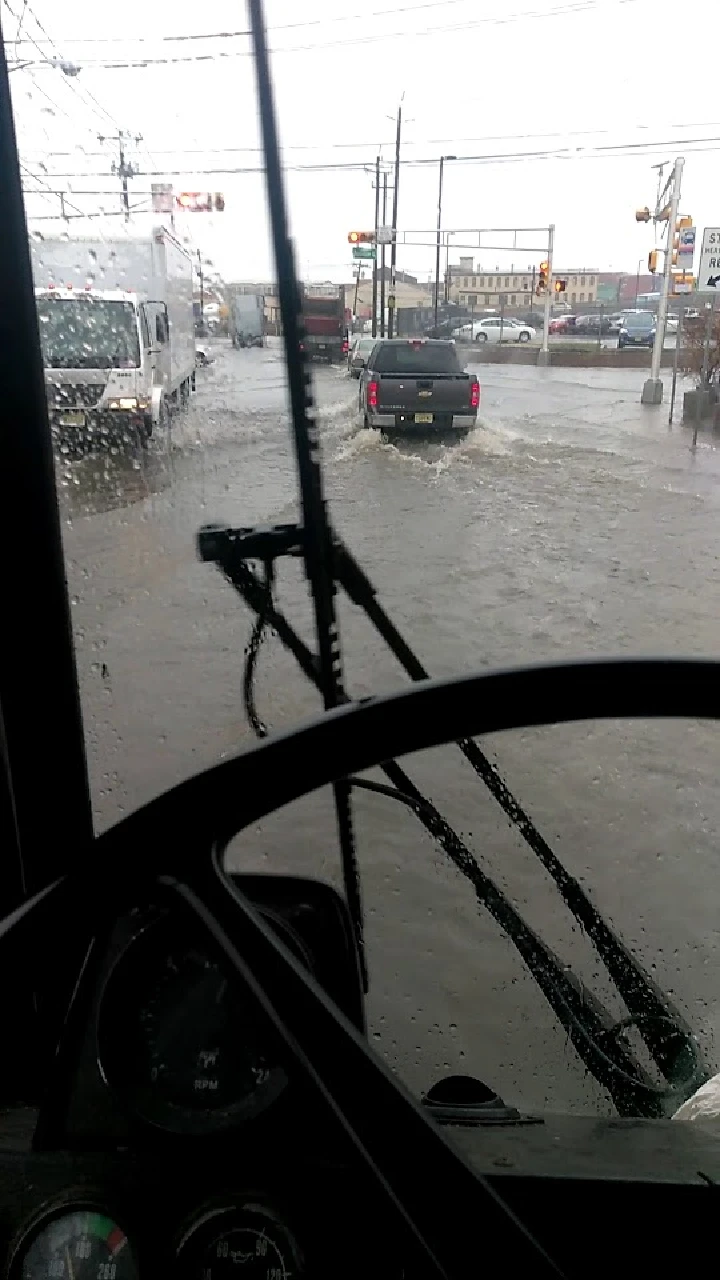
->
{"left": 518, "top": 331, "right": 531, "bottom": 343}
{"left": 475, "top": 332, "right": 488, "bottom": 343}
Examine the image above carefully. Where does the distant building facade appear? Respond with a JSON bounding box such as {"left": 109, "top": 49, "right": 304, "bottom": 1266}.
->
{"left": 448, "top": 257, "right": 598, "bottom": 308}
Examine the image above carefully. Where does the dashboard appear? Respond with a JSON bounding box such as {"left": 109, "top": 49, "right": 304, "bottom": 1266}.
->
{"left": 1, "top": 872, "right": 720, "bottom": 1280}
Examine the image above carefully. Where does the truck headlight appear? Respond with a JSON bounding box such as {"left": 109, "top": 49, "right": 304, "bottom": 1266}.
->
{"left": 118, "top": 397, "right": 139, "bottom": 410}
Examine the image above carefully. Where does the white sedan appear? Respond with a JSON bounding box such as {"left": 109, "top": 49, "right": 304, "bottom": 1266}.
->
{"left": 466, "top": 317, "right": 535, "bottom": 344}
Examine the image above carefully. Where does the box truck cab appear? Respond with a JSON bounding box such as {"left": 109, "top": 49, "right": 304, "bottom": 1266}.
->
{"left": 30, "top": 226, "right": 196, "bottom": 443}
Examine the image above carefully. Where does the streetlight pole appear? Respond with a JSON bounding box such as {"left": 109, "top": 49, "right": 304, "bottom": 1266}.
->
{"left": 387, "top": 101, "right": 402, "bottom": 340}
{"left": 372, "top": 155, "right": 380, "bottom": 338}
{"left": 434, "top": 154, "right": 456, "bottom": 334}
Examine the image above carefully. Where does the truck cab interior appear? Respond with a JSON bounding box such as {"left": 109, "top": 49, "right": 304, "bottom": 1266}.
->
{"left": 2, "top": 4, "right": 720, "bottom": 1280}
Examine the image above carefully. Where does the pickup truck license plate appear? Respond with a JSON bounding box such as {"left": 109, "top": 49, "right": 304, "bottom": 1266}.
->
{"left": 415, "top": 413, "right": 433, "bottom": 423}
{"left": 318, "top": 344, "right": 326, "bottom": 350}
{"left": 59, "top": 411, "right": 85, "bottom": 427}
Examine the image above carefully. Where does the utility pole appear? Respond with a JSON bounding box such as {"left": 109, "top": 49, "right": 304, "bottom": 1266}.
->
{"left": 387, "top": 103, "right": 402, "bottom": 340}
{"left": 641, "top": 155, "right": 684, "bottom": 405}
{"left": 97, "top": 131, "right": 142, "bottom": 222}
{"left": 372, "top": 155, "right": 380, "bottom": 338}
{"left": 434, "top": 154, "right": 456, "bottom": 334}
{"left": 380, "top": 173, "right": 387, "bottom": 337}
{"left": 197, "top": 249, "right": 205, "bottom": 333}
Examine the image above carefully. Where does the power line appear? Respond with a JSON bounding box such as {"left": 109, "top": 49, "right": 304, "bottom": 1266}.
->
{"left": 6, "top": 0, "right": 636, "bottom": 67}
{"left": 16, "top": 1, "right": 120, "bottom": 127}
{"left": 19, "top": 120, "right": 720, "bottom": 161}
{"left": 32, "top": 131, "right": 720, "bottom": 180}
{"left": 4, "top": 0, "right": 626, "bottom": 44}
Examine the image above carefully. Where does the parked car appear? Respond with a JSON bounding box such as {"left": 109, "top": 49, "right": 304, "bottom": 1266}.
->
{"left": 348, "top": 336, "right": 376, "bottom": 377}
{"left": 549, "top": 315, "right": 577, "bottom": 334}
{"left": 470, "top": 317, "right": 535, "bottom": 344}
{"left": 618, "top": 312, "right": 656, "bottom": 349}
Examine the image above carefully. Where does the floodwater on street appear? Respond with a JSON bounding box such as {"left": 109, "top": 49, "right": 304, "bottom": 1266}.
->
{"left": 56, "top": 339, "right": 720, "bottom": 1116}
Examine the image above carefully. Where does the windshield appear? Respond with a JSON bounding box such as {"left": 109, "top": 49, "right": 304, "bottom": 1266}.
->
{"left": 36, "top": 298, "right": 141, "bottom": 369}
{"left": 12, "top": 0, "right": 720, "bottom": 1128}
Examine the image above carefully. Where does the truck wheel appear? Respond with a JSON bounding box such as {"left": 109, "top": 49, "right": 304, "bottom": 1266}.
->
{"left": 142, "top": 413, "right": 153, "bottom": 443}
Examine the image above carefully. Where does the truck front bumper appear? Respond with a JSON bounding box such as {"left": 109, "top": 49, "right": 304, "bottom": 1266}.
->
{"left": 49, "top": 407, "right": 149, "bottom": 441}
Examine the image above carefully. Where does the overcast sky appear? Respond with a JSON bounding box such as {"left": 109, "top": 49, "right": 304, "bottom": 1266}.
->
{"left": 5, "top": 0, "right": 715, "bottom": 282}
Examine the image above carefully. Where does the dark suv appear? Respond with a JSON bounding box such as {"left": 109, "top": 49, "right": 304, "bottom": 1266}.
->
{"left": 618, "top": 312, "right": 656, "bottom": 349}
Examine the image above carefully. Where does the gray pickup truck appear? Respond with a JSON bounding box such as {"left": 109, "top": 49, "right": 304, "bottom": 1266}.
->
{"left": 358, "top": 338, "right": 480, "bottom": 433}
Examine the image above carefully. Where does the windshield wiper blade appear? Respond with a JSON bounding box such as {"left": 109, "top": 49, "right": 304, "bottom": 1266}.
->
{"left": 199, "top": 531, "right": 705, "bottom": 1116}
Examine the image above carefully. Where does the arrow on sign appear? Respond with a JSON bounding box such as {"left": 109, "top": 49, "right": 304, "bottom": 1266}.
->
{"left": 707, "top": 275, "right": 720, "bottom": 288}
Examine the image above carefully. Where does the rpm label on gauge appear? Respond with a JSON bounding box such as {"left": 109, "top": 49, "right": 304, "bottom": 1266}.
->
{"left": 13, "top": 1209, "right": 139, "bottom": 1280}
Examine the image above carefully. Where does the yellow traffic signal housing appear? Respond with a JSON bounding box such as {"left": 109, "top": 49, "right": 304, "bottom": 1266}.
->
{"left": 537, "top": 260, "right": 549, "bottom": 293}
{"left": 554, "top": 278, "right": 567, "bottom": 293}
{"left": 635, "top": 207, "right": 651, "bottom": 223}
{"left": 676, "top": 215, "right": 692, "bottom": 229}
{"left": 648, "top": 250, "right": 658, "bottom": 273}
{"left": 348, "top": 231, "right": 376, "bottom": 244}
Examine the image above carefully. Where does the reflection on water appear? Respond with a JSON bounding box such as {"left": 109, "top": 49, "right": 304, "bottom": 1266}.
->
{"left": 55, "top": 437, "right": 173, "bottom": 519}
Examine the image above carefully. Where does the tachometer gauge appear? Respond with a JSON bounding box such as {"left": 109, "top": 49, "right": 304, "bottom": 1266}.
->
{"left": 98, "top": 914, "right": 288, "bottom": 1134}
{"left": 178, "top": 1204, "right": 302, "bottom": 1280}
{"left": 12, "top": 1209, "right": 138, "bottom": 1280}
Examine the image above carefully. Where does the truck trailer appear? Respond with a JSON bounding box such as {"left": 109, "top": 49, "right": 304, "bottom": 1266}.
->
{"left": 230, "top": 293, "right": 265, "bottom": 348}
{"left": 300, "top": 286, "right": 348, "bottom": 363}
{"left": 30, "top": 225, "right": 196, "bottom": 444}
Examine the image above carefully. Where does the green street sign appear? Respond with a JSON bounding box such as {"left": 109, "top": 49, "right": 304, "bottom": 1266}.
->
{"left": 352, "top": 246, "right": 376, "bottom": 260}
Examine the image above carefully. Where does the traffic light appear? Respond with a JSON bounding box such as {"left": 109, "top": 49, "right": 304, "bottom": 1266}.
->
{"left": 213, "top": 193, "right": 225, "bottom": 212}
{"left": 348, "top": 231, "right": 376, "bottom": 244}
{"left": 537, "top": 261, "right": 549, "bottom": 294}
{"left": 648, "top": 250, "right": 658, "bottom": 273}
{"left": 635, "top": 207, "right": 651, "bottom": 223}
{"left": 676, "top": 215, "right": 692, "bottom": 230}
{"left": 554, "top": 278, "right": 567, "bottom": 294}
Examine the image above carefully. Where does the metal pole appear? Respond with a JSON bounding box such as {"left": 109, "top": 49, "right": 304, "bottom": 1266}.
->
{"left": 198, "top": 249, "right": 205, "bottom": 331}
{"left": 700, "top": 302, "right": 713, "bottom": 387}
{"left": 540, "top": 225, "right": 554, "bottom": 361}
{"left": 380, "top": 173, "right": 387, "bottom": 337}
{"left": 635, "top": 260, "right": 641, "bottom": 306}
{"left": 434, "top": 156, "right": 444, "bottom": 333}
{"left": 387, "top": 104, "right": 401, "bottom": 340}
{"left": 647, "top": 157, "right": 684, "bottom": 392}
{"left": 372, "top": 156, "right": 380, "bottom": 338}
{"left": 444, "top": 237, "right": 450, "bottom": 304}
{"left": 668, "top": 305, "right": 683, "bottom": 425}
{"left": 119, "top": 140, "right": 130, "bottom": 221}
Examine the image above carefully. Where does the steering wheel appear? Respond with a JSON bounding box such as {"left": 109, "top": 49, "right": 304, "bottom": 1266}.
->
{"left": 6, "top": 657, "right": 720, "bottom": 1280}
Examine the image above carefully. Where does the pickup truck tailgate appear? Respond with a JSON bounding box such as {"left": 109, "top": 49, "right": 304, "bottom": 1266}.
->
{"left": 376, "top": 374, "right": 474, "bottom": 414}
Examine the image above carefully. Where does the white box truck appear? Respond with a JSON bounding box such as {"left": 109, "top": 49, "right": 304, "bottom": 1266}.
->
{"left": 30, "top": 225, "right": 196, "bottom": 443}
{"left": 229, "top": 293, "right": 264, "bottom": 348}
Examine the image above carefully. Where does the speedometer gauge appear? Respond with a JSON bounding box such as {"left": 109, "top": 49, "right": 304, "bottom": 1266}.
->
{"left": 12, "top": 1209, "right": 138, "bottom": 1280}
{"left": 98, "top": 914, "right": 288, "bottom": 1134}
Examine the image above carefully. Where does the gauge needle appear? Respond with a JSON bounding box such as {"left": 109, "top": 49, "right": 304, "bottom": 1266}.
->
{"left": 65, "top": 1245, "right": 76, "bottom": 1280}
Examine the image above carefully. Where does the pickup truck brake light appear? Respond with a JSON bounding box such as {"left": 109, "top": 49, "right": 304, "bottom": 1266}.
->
{"left": 367, "top": 380, "right": 378, "bottom": 408}
{"left": 470, "top": 379, "right": 480, "bottom": 409}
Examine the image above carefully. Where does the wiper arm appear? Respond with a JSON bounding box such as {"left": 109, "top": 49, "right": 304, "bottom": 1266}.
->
{"left": 199, "top": 525, "right": 706, "bottom": 1116}
{"left": 247, "top": 0, "right": 365, "bottom": 989}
